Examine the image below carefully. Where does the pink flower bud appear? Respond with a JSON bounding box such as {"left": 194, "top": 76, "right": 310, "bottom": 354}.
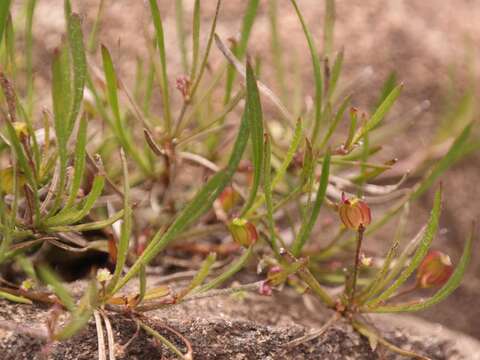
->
{"left": 176, "top": 75, "right": 191, "bottom": 102}
{"left": 416, "top": 250, "right": 453, "bottom": 288}
{"left": 338, "top": 193, "right": 371, "bottom": 230}
{"left": 228, "top": 218, "right": 258, "bottom": 248}
{"left": 259, "top": 281, "right": 273, "bottom": 296}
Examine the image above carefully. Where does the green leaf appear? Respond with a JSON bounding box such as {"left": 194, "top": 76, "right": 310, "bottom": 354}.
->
{"left": 197, "top": 246, "right": 254, "bottom": 293}
{"left": 65, "top": 115, "right": 88, "bottom": 209}
{"left": 0, "top": 290, "right": 32, "bottom": 304}
{"left": 326, "top": 49, "right": 343, "bottom": 101}
{"left": 66, "top": 13, "right": 87, "bottom": 135}
{"left": 190, "top": 0, "right": 201, "bottom": 80}
{"left": 46, "top": 175, "right": 105, "bottom": 226}
{"left": 148, "top": 0, "right": 172, "bottom": 133}
{"left": 38, "top": 265, "right": 76, "bottom": 311}
{"left": 246, "top": 118, "right": 303, "bottom": 217}
{"left": 376, "top": 72, "right": 397, "bottom": 108}
{"left": 175, "top": 0, "right": 189, "bottom": 73}
{"left": 107, "top": 149, "right": 132, "bottom": 294}
{"left": 272, "top": 118, "right": 304, "bottom": 188}
{"left": 369, "top": 226, "right": 474, "bottom": 313}
{"left": 177, "top": 252, "right": 217, "bottom": 301}
{"left": 323, "top": 0, "right": 335, "bottom": 59}
{"left": 366, "top": 187, "right": 442, "bottom": 308}
{"left": 357, "top": 203, "right": 410, "bottom": 303}
{"left": 352, "top": 84, "right": 403, "bottom": 144}
{"left": 290, "top": 0, "right": 323, "bottom": 144}
{"left": 241, "top": 62, "right": 264, "bottom": 215}
{"left": 0, "top": 0, "right": 11, "bottom": 47}
{"left": 319, "top": 95, "right": 350, "bottom": 150}
{"left": 412, "top": 123, "right": 472, "bottom": 199}
{"left": 101, "top": 45, "right": 150, "bottom": 174}
{"left": 263, "top": 134, "right": 278, "bottom": 254}
{"left": 224, "top": 0, "right": 259, "bottom": 104}
{"left": 113, "top": 93, "right": 251, "bottom": 293}
{"left": 55, "top": 280, "right": 96, "bottom": 341}
{"left": 291, "top": 150, "right": 331, "bottom": 256}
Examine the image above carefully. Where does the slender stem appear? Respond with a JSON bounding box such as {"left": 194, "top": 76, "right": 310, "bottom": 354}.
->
{"left": 349, "top": 225, "right": 365, "bottom": 305}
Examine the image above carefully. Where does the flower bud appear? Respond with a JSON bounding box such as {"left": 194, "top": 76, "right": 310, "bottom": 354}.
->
{"left": 228, "top": 218, "right": 258, "bottom": 247}
{"left": 338, "top": 193, "right": 371, "bottom": 230}
{"left": 259, "top": 281, "right": 273, "bottom": 296}
{"left": 13, "top": 122, "right": 28, "bottom": 139}
{"left": 176, "top": 75, "right": 191, "bottom": 102}
{"left": 96, "top": 268, "right": 113, "bottom": 284}
{"left": 416, "top": 250, "right": 453, "bottom": 288}
{"left": 217, "top": 186, "right": 240, "bottom": 213}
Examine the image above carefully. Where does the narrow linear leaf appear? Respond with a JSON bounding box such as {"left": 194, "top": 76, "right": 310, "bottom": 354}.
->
{"left": 412, "top": 123, "right": 472, "bottom": 199}
{"left": 38, "top": 265, "right": 76, "bottom": 311}
{"left": 148, "top": 0, "right": 172, "bottom": 133}
{"left": 113, "top": 97, "right": 251, "bottom": 293}
{"left": 65, "top": 115, "right": 88, "bottom": 208}
{"left": 0, "top": 290, "right": 32, "bottom": 304}
{"left": 107, "top": 149, "right": 131, "bottom": 294}
{"left": 0, "top": 0, "right": 11, "bottom": 47}
{"left": 369, "top": 226, "right": 473, "bottom": 313}
{"left": 352, "top": 84, "right": 403, "bottom": 144}
{"left": 263, "top": 134, "right": 278, "bottom": 254}
{"left": 66, "top": 13, "right": 87, "bottom": 135}
{"left": 177, "top": 252, "right": 217, "bottom": 301}
{"left": 224, "top": 0, "right": 260, "bottom": 103}
{"left": 190, "top": 0, "right": 201, "bottom": 80}
{"left": 291, "top": 150, "right": 331, "bottom": 256}
{"left": 323, "top": 0, "right": 335, "bottom": 59}
{"left": 319, "top": 95, "right": 350, "bottom": 150}
{"left": 197, "top": 246, "right": 254, "bottom": 293}
{"left": 46, "top": 175, "right": 105, "bottom": 226}
{"left": 366, "top": 188, "right": 442, "bottom": 308}
{"left": 241, "top": 62, "right": 264, "bottom": 215}
{"left": 290, "top": 0, "right": 323, "bottom": 144}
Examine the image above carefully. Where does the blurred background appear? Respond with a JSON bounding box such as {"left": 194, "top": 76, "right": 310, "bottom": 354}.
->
{"left": 14, "top": 0, "right": 480, "bottom": 339}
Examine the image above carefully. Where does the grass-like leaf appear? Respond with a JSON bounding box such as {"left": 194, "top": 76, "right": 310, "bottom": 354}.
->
{"left": 101, "top": 45, "right": 150, "bottom": 174}
{"left": 241, "top": 62, "right": 264, "bottom": 215}
{"left": 366, "top": 187, "right": 442, "bottom": 308}
{"left": 45, "top": 175, "right": 105, "bottom": 226}
{"left": 0, "top": 290, "right": 32, "bottom": 304}
{"left": 290, "top": 0, "right": 323, "bottom": 144}
{"left": 369, "top": 225, "right": 474, "bottom": 313}
{"left": 65, "top": 115, "right": 87, "bottom": 209}
{"left": 176, "top": 252, "right": 217, "bottom": 301}
{"left": 112, "top": 80, "right": 252, "bottom": 293}
{"left": 148, "top": 0, "right": 172, "bottom": 133}
{"left": 66, "top": 13, "right": 87, "bottom": 135}
{"left": 319, "top": 95, "right": 350, "bottom": 150}
{"left": 352, "top": 84, "right": 403, "bottom": 144}
{"left": 263, "top": 134, "right": 278, "bottom": 254}
{"left": 223, "top": 0, "right": 259, "bottom": 103}
{"left": 0, "top": 0, "right": 11, "bottom": 47}
{"left": 107, "top": 149, "right": 132, "bottom": 294}
{"left": 323, "top": 0, "right": 335, "bottom": 59}
{"left": 38, "top": 265, "right": 76, "bottom": 311}
{"left": 190, "top": 0, "right": 200, "bottom": 80}
{"left": 196, "top": 246, "right": 254, "bottom": 293}
{"left": 291, "top": 150, "right": 331, "bottom": 256}
{"left": 412, "top": 123, "right": 472, "bottom": 199}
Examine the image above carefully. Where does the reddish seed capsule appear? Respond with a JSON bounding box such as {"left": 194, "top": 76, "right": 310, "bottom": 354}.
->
{"left": 416, "top": 250, "right": 453, "bottom": 288}
{"left": 228, "top": 218, "right": 258, "bottom": 248}
{"left": 338, "top": 193, "right": 372, "bottom": 230}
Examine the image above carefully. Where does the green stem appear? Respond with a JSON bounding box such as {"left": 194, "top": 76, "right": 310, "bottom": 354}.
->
{"left": 349, "top": 225, "right": 364, "bottom": 305}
